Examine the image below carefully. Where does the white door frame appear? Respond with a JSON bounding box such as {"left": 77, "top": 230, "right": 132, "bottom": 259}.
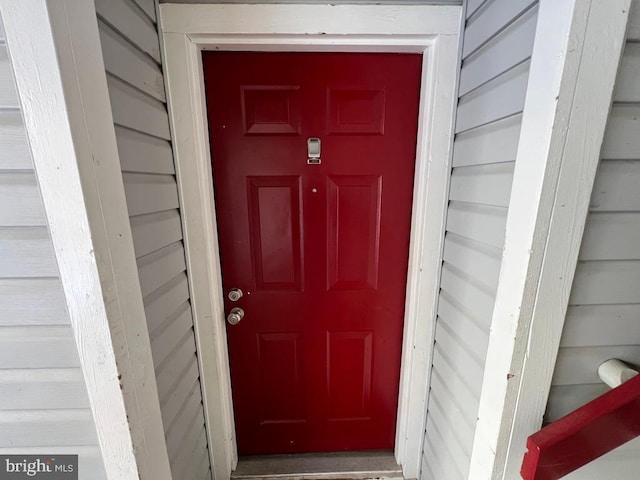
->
{"left": 158, "top": 5, "right": 461, "bottom": 479}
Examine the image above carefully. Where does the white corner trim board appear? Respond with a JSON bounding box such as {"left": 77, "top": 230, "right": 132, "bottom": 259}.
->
{"left": 0, "top": 1, "right": 172, "bottom": 479}
{"left": 469, "top": 0, "right": 632, "bottom": 479}
{"left": 158, "top": 4, "right": 461, "bottom": 479}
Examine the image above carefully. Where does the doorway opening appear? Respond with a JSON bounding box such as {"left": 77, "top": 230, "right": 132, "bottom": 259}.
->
{"left": 159, "top": 4, "right": 460, "bottom": 477}
{"left": 203, "top": 52, "right": 421, "bottom": 457}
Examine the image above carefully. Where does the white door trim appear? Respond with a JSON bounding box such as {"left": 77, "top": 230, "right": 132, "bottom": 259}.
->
{"left": 158, "top": 5, "right": 461, "bottom": 479}
{"left": 468, "top": 0, "right": 632, "bottom": 478}
{"left": 0, "top": 1, "right": 172, "bottom": 479}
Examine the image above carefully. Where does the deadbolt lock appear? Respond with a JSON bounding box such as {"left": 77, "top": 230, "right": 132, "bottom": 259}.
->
{"left": 228, "top": 288, "right": 243, "bottom": 302}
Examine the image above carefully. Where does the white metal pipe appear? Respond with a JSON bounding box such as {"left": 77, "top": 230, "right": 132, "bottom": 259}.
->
{"left": 598, "top": 359, "right": 639, "bottom": 389}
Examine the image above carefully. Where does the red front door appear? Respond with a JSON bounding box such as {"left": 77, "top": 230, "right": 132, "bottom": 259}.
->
{"left": 203, "top": 52, "right": 422, "bottom": 455}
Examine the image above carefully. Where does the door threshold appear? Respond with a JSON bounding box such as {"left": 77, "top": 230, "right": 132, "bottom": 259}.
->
{"left": 232, "top": 451, "right": 403, "bottom": 480}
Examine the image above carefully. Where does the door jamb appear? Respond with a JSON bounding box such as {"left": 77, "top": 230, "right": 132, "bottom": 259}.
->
{"left": 158, "top": 5, "right": 461, "bottom": 479}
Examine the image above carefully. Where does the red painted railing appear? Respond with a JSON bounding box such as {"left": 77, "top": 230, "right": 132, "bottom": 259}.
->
{"left": 521, "top": 373, "right": 640, "bottom": 480}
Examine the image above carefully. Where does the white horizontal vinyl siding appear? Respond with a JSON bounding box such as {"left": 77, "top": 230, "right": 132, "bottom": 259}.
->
{"left": 547, "top": 2, "right": 640, "bottom": 424}
{"left": 545, "top": 4, "right": 640, "bottom": 477}
{"left": 0, "top": 14, "right": 106, "bottom": 479}
{"left": 94, "top": 1, "right": 212, "bottom": 478}
{"left": 421, "top": 2, "right": 539, "bottom": 479}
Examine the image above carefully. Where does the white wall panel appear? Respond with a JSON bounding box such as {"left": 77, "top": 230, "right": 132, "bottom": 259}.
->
{"left": 108, "top": 76, "right": 171, "bottom": 139}
{"left": 131, "top": 209, "right": 183, "bottom": 258}
{"left": 0, "top": 174, "right": 46, "bottom": 226}
{"left": 435, "top": 323, "right": 484, "bottom": 397}
{"left": 172, "top": 425, "right": 208, "bottom": 479}
{"left": 465, "top": 0, "right": 485, "bottom": 19}
{"left": 0, "top": 111, "right": 30, "bottom": 170}
{"left": 455, "top": 61, "right": 529, "bottom": 133}
{"left": 553, "top": 346, "right": 640, "bottom": 386}
{"left": 562, "top": 304, "right": 640, "bottom": 347}
{"left": 151, "top": 304, "right": 193, "bottom": 368}
{"left": 425, "top": 410, "right": 468, "bottom": 478}
{"left": 431, "top": 347, "right": 480, "bottom": 424}
{"left": 161, "top": 360, "right": 200, "bottom": 431}
{"left": 0, "top": 326, "right": 79, "bottom": 369}
{"left": 549, "top": 19, "right": 640, "bottom": 443}
{"left": 0, "top": 227, "right": 57, "bottom": 277}
{"left": 601, "top": 105, "right": 640, "bottom": 159}
{"left": 0, "top": 45, "right": 17, "bottom": 107}
{"left": 144, "top": 272, "right": 191, "bottom": 334}
{"left": 449, "top": 163, "right": 515, "bottom": 207}
{"left": 137, "top": 242, "right": 187, "bottom": 298}
{"left": 439, "top": 263, "right": 495, "bottom": 326}
{"left": 123, "top": 173, "right": 179, "bottom": 216}
{"left": 95, "top": 0, "right": 161, "bottom": 61}
{"left": 133, "top": 0, "right": 157, "bottom": 22}
{"left": 165, "top": 390, "right": 204, "bottom": 460}
{"left": 629, "top": 0, "right": 640, "bottom": 41}
{"left": 459, "top": 7, "right": 537, "bottom": 96}
{"left": 590, "top": 160, "right": 640, "bottom": 211}
{"left": 579, "top": 212, "right": 640, "bottom": 260}
{"left": 99, "top": 20, "right": 165, "bottom": 102}
{"left": 570, "top": 261, "right": 640, "bottom": 307}
{"left": 0, "top": 369, "right": 90, "bottom": 410}
{"left": 462, "top": 0, "right": 536, "bottom": 57}
{"left": 0, "top": 410, "right": 99, "bottom": 447}
{"left": 0, "top": 14, "right": 105, "bottom": 476}
{"left": 0, "top": 278, "right": 67, "bottom": 326}
{"left": 96, "top": 3, "right": 212, "bottom": 471}
{"left": 428, "top": 384, "right": 475, "bottom": 454}
{"left": 424, "top": 420, "right": 464, "bottom": 480}
{"left": 545, "top": 383, "right": 608, "bottom": 423}
{"left": 614, "top": 43, "right": 640, "bottom": 102}
{"left": 156, "top": 340, "right": 197, "bottom": 401}
{"left": 438, "top": 292, "right": 490, "bottom": 364}
{"left": 442, "top": 233, "right": 502, "bottom": 292}
{"left": 115, "top": 125, "right": 175, "bottom": 174}
{"left": 445, "top": 201, "right": 508, "bottom": 248}
{"left": 422, "top": 2, "right": 538, "bottom": 478}
{"left": 452, "top": 114, "right": 522, "bottom": 167}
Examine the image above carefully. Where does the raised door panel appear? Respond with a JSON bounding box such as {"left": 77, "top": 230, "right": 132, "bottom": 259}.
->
{"left": 257, "top": 332, "right": 306, "bottom": 424}
{"left": 248, "top": 176, "right": 303, "bottom": 291}
{"left": 326, "top": 175, "right": 381, "bottom": 291}
{"left": 241, "top": 86, "right": 301, "bottom": 135}
{"left": 327, "top": 88, "right": 385, "bottom": 135}
{"left": 326, "top": 330, "right": 373, "bottom": 421}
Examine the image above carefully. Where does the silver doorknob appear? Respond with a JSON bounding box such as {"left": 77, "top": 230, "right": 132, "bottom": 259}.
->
{"left": 228, "top": 288, "right": 243, "bottom": 302}
{"left": 227, "top": 307, "right": 244, "bottom": 325}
